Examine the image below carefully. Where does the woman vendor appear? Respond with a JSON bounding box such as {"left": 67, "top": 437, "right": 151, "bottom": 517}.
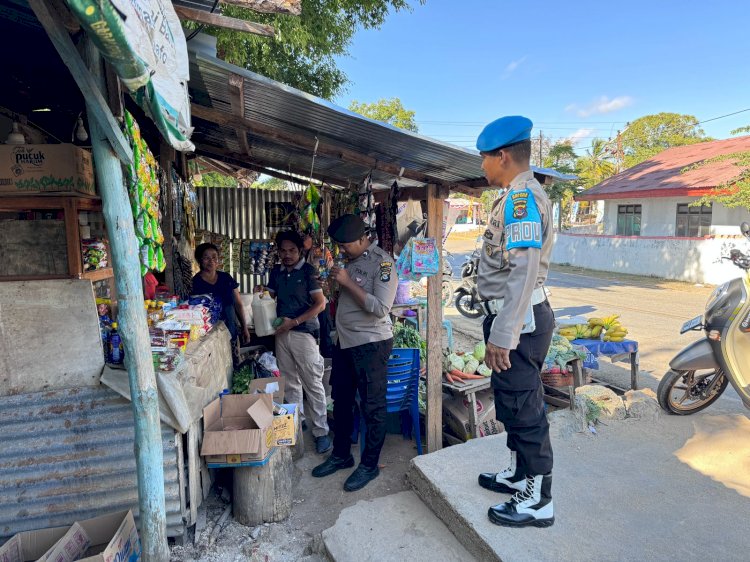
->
{"left": 192, "top": 243, "right": 250, "bottom": 345}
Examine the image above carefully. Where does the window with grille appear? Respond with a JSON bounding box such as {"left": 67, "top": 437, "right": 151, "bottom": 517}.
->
{"left": 616, "top": 205, "right": 641, "bottom": 236}
{"left": 676, "top": 204, "right": 711, "bottom": 237}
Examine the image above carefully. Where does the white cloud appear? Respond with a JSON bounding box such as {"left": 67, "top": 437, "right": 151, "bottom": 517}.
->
{"left": 566, "top": 96, "right": 634, "bottom": 118}
{"left": 502, "top": 56, "right": 528, "bottom": 79}
{"left": 566, "top": 128, "right": 594, "bottom": 145}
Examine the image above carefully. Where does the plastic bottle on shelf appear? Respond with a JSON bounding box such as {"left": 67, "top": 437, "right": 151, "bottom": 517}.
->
{"left": 252, "top": 291, "right": 278, "bottom": 337}
{"left": 318, "top": 259, "right": 328, "bottom": 280}
{"left": 108, "top": 322, "right": 124, "bottom": 365}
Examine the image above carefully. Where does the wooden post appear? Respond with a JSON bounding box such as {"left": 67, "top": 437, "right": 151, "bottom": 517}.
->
{"left": 233, "top": 448, "right": 293, "bottom": 526}
{"left": 84, "top": 42, "right": 169, "bottom": 561}
{"left": 426, "top": 184, "right": 448, "bottom": 453}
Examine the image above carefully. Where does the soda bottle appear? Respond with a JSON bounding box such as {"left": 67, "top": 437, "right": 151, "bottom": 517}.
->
{"left": 108, "top": 322, "right": 124, "bottom": 365}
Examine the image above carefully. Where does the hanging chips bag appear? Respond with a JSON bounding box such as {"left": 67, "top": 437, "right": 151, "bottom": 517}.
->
{"left": 156, "top": 246, "right": 166, "bottom": 272}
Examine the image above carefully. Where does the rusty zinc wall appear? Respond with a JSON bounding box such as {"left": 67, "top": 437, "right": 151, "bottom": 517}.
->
{"left": 0, "top": 386, "right": 184, "bottom": 543}
{"left": 196, "top": 186, "right": 301, "bottom": 292}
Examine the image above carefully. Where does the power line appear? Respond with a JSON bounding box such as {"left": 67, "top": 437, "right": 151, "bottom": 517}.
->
{"left": 696, "top": 108, "right": 750, "bottom": 125}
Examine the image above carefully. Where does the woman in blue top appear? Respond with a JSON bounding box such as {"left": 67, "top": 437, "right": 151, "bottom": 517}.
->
{"left": 192, "top": 243, "right": 250, "bottom": 344}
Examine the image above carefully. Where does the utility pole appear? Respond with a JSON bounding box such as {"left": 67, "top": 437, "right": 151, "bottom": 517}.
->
{"left": 539, "top": 130, "right": 543, "bottom": 166}
{"left": 616, "top": 130, "right": 623, "bottom": 173}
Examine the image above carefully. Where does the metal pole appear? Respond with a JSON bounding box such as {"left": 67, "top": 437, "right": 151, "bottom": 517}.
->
{"left": 85, "top": 42, "right": 169, "bottom": 561}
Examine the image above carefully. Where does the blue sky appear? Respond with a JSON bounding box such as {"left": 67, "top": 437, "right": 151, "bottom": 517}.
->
{"left": 334, "top": 0, "right": 750, "bottom": 154}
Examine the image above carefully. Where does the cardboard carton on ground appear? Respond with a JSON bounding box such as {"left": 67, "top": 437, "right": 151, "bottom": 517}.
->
{"left": 0, "top": 510, "right": 139, "bottom": 562}
{"left": 0, "top": 144, "right": 95, "bottom": 196}
{"left": 272, "top": 403, "right": 299, "bottom": 446}
{"left": 201, "top": 393, "right": 275, "bottom": 464}
{"left": 247, "top": 377, "right": 299, "bottom": 447}
{"left": 443, "top": 389, "right": 504, "bottom": 441}
{"left": 248, "top": 377, "right": 285, "bottom": 400}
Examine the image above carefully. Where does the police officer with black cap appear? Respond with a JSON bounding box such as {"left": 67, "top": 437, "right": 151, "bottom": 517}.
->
{"left": 311, "top": 214, "right": 398, "bottom": 491}
{"left": 473, "top": 116, "right": 556, "bottom": 528}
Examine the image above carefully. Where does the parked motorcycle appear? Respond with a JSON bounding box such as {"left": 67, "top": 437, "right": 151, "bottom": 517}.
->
{"left": 454, "top": 246, "right": 483, "bottom": 318}
{"left": 658, "top": 222, "right": 750, "bottom": 414}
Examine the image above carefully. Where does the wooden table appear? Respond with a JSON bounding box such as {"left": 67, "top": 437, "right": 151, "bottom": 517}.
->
{"left": 390, "top": 302, "right": 427, "bottom": 334}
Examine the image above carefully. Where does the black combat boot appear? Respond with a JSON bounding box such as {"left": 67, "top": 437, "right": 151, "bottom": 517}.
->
{"left": 488, "top": 473, "right": 554, "bottom": 528}
{"left": 478, "top": 450, "right": 527, "bottom": 494}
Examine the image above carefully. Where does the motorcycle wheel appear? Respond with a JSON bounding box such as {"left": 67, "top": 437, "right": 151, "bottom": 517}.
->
{"left": 656, "top": 368, "right": 728, "bottom": 415}
{"left": 455, "top": 292, "right": 483, "bottom": 319}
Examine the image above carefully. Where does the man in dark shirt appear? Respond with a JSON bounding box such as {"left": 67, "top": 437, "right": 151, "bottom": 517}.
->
{"left": 266, "top": 231, "right": 331, "bottom": 454}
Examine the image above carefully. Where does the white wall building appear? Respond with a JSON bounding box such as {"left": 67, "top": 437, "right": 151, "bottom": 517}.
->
{"left": 553, "top": 137, "right": 750, "bottom": 285}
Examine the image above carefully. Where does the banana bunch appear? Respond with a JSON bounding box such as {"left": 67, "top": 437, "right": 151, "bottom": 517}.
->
{"left": 589, "top": 315, "right": 629, "bottom": 342}
{"left": 558, "top": 323, "right": 601, "bottom": 341}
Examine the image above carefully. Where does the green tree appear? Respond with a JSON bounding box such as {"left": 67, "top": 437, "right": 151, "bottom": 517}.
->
{"left": 193, "top": 171, "right": 238, "bottom": 188}
{"left": 209, "top": 1, "right": 423, "bottom": 100}
{"left": 621, "top": 112, "right": 708, "bottom": 167}
{"left": 252, "top": 177, "right": 291, "bottom": 190}
{"left": 542, "top": 141, "right": 580, "bottom": 227}
{"left": 348, "top": 98, "right": 419, "bottom": 132}
{"left": 576, "top": 138, "right": 616, "bottom": 188}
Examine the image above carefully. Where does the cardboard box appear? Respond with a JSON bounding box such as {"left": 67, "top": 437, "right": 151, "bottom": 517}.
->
{"left": 272, "top": 403, "right": 299, "bottom": 446}
{"left": 39, "top": 522, "right": 90, "bottom": 562}
{"left": 201, "top": 393, "right": 275, "bottom": 463}
{"left": 0, "top": 510, "right": 139, "bottom": 562}
{"left": 0, "top": 144, "right": 95, "bottom": 196}
{"left": 443, "top": 389, "right": 504, "bottom": 441}
{"left": 247, "top": 378, "right": 299, "bottom": 447}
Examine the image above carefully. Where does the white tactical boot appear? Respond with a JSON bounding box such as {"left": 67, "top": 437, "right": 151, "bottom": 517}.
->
{"left": 487, "top": 473, "right": 554, "bottom": 528}
{"left": 478, "top": 450, "right": 527, "bottom": 494}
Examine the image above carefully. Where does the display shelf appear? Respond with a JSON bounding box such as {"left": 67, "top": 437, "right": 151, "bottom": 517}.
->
{"left": 81, "top": 267, "right": 114, "bottom": 282}
{"left": 0, "top": 194, "right": 110, "bottom": 282}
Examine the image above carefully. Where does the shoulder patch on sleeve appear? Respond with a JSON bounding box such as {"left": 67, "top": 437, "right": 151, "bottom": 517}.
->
{"left": 379, "top": 261, "right": 393, "bottom": 282}
{"left": 504, "top": 188, "right": 542, "bottom": 250}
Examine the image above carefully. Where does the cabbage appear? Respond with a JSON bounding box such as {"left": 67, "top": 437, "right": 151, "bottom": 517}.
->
{"left": 473, "top": 342, "right": 486, "bottom": 362}
{"left": 464, "top": 358, "right": 479, "bottom": 375}
{"left": 447, "top": 353, "right": 465, "bottom": 372}
{"left": 477, "top": 363, "right": 492, "bottom": 377}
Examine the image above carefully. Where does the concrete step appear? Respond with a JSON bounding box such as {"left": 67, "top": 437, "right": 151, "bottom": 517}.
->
{"left": 408, "top": 414, "right": 750, "bottom": 562}
{"left": 321, "top": 490, "right": 476, "bottom": 562}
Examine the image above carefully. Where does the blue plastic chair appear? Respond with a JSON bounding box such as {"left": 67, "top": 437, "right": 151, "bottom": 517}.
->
{"left": 354, "top": 348, "right": 423, "bottom": 455}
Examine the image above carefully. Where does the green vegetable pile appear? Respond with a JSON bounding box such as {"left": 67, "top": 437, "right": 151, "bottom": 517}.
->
{"left": 231, "top": 364, "right": 255, "bottom": 394}
{"left": 393, "top": 322, "right": 426, "bottom": 363}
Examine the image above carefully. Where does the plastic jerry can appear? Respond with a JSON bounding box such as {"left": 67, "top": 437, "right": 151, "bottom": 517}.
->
{"left": 252, "top": 292, "right": 278, "bottom": 337}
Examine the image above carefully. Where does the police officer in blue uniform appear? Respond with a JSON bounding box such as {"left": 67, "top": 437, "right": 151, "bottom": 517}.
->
{"left": 473, "top": 116, "right": 556, "bottom": 528}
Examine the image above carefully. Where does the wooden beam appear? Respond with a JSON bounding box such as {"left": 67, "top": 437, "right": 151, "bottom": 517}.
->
{"left": 27, "top": 0, "right": 133, "bottom": 166}
{"left": 228, "top": 74, "right": 252, "bottom": 155}
{"left": 219, "top": 0, "right": 301, "bottom": 15}
{"left": 174, "top": 6, "right": 275, "bottom": 36}
{"left": 191, "top": 103, "right": 454, "bottom": 188}
{"left": 425, "top": 183, "right": 449, "bottom": 453}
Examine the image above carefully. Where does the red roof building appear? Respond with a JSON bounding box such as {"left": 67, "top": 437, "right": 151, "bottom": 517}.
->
{"left": 577, "top": 136, "right": 750, "bottom": 201}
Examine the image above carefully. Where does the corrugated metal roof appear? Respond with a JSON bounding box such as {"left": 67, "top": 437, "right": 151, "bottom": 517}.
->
{"left": 187, "top": 49, "right": 577, "bottom": 192}
{"left": 0, "top": 386, "right": 184, "bottom": 543}
{"left": 188, "top": 50, "right": 488, "bottom": 190}
{"left": 578, "top": 136, "right": 750, "bottom": 201}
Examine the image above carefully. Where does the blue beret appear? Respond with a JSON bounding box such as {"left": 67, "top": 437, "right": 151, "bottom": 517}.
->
{"left": 476, "top": 116, "right": 533, "bottom": 152}
{"left": 328, "top": 214, "right": 366, "bottom": 243}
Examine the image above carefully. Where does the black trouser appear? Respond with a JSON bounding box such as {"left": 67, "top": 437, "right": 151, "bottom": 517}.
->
{"left": 483, "top": 300, "right": 554, "bottom": 476}
{"left": 330, "top": 338, "right": 393, "bottom": 468}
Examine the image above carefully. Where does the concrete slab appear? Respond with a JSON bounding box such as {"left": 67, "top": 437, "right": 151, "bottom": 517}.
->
{"left": 409, "top": 413, "right": 750, "bottom": 562}
{"left": 322, "top": 491, "right": 476, "bottom": 562}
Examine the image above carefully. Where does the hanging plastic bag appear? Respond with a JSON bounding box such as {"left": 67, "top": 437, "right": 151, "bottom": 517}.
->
{"left": 411, "top": 237, "right": 440, "bottom": 277}
{"left": 396, "top": 239, "right": 413, "bottom": 279}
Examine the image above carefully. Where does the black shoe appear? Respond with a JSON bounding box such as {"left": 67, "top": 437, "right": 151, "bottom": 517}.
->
{"left": 478, "top": 451, "right": 527, "bottom": 494}
{"left": 478, "top": 473, "right": 527, "bottom": 494}
{"left": 488, "top": 474, "right": 554, "bottom": 528}
{"left": 311, "top": 455, "right": 354, "bottom": 478}
{"left": 315, "top": 434, "right": 333, "bottom": 454}
{"left": 343, "top": 464, "right": 380, "bottom": 492}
